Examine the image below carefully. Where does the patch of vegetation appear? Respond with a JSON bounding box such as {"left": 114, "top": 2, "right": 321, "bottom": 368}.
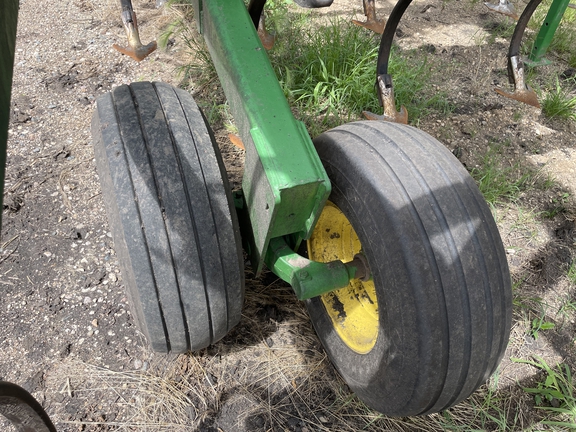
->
{"left": 530, "top": 312, "right": 556, "bottom": 340}
{"left": 541, "top": 191, "right": 571, "bottom": 219}
{"left": 483, "top": 19, "right": 516, "bottom": 44}
{"left": 514, "top": 357, "right": 576, "bottom": 429}
{"left": 567, "top": 261, "right": 576, "bottom": 285}
{"left": 267, "top": 17, "right": 452, "bottom": 135}
{"left": 512, "top": 291, "right": 556, "bottom": 339}
{"left": 557, "top": 295, "right": 576, "bottom": 326}
{"left": 160, "top": 2, "right": 452, "bottom": 137}
{"left": 541, "top": 78, "right": 576, "bottom": 121}
{"left": 470, "top": 141, "right": 534, "bottom": 205}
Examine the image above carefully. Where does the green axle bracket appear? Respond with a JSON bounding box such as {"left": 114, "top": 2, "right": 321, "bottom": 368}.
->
{"left": 527, "top": 0, "right": 571, "bottom": 66}
{"left": 265, "top": 237, "right": 368, "bottom": 300}
{"left": 192, "top": 1, "right": 331, "bottom": 276}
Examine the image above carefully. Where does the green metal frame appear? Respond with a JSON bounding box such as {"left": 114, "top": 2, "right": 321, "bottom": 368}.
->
{"left": 528, "top": 0, "right": 571, "bottom": 66}
{"left": 192, "top": 0, "right": 366, "bottom": 299}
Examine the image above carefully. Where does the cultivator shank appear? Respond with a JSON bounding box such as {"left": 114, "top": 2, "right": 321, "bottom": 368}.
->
{"left": 362, "top": 74, "right": 408, "bottom": 124}
{"left": 352, "top": 0, "right": 386, "bottom": 33}
{"left": 495, "top": 55, "right": 540, "bottom": 108}
{"left": 112, "top": 0, "right": 157, "bottom": 62}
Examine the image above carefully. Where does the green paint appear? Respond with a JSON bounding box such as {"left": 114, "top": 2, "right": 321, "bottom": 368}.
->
{"left": 193, "top": 1, "right": 330, "bottom": 274}
{"left": 265, "top": 237, "right": 358, "bottom": 300}
{"left": 528, "top": 0, "right": 570, "bottom": 66}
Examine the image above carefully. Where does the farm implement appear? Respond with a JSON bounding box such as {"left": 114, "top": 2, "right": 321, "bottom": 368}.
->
{"left": 2, "top": 0, "right": 570, "bottom": 426}
{"left": 90, "top": 0, "right": 512, "bottom": 416}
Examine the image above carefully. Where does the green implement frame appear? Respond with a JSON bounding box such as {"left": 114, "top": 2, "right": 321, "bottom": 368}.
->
{"left": 191, "top": 0, "right": 365, "bottom": 300}
{"left": 528, "top": 0, "right": 572, "bottom": 66}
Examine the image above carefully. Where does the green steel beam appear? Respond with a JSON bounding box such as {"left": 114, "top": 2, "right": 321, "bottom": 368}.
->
{"left": 193, "top": 1, "right": 330, "bottom": 275}
{"left": 528, "top": 0, "right": 570, "bottom": 66}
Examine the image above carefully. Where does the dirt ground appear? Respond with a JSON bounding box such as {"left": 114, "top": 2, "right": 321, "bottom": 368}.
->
{"left": 2, "top": 0, "right": 576, "bottom": 431}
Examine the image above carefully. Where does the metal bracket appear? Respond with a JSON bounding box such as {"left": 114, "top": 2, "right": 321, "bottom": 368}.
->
{"left": 265, "top": 237, "right": 370, "bottom": 300}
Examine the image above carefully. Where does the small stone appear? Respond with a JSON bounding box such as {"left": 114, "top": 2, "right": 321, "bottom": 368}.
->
{"left": 133, "top": 359, "right": 143, "bottom": 369}
{"left": 91, "top": 319, "right": 98, "bottom": 327}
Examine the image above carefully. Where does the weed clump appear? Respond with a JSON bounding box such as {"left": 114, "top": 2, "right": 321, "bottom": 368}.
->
{"left": 541, "top": 78, "right": 576, "bottom": 121}
{"left": 267, "top": 18, "right": 452, "bottom": 135}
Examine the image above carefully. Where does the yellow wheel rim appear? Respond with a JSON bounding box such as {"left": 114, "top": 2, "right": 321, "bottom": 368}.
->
{"left": 307, "top": 201, "right": 378, "bottom": 354}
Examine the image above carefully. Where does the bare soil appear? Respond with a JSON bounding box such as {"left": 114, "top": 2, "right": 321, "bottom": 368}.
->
{"left": 2, "top": 0, "right": 576, "bottom": 431}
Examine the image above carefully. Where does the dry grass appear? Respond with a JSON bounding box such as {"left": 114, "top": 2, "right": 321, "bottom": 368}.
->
{"left": 41, "top": 275, "right": 543, "bottom": 431}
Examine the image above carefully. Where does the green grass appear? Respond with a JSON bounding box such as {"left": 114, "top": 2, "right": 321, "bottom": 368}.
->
{"left": 567, "top": 261, "right": 576, "bottom": 285}
{"left": 541, "top": 191, "right": 571, "bottom": 218}
{"left": 158, "top": 0, "right": 218, "bottom": 93}
{"left": 513, "top": 357, "right": 576, "bottom": 429}
{"left": 530, "top": 314, "right": 556, "bottom": 340}
{"left": 513, "top": 291, "right": 556, "bottom": 340}
{"left": 557, "top": 295, "right": 576, "bottom": 327}
{"left": 470, "top": 141, "right": 534, "bottom": 205}
{"left": 267, "top": 17, "right": 452, "bottom": 135}
{"left": 541, "top": 78, "right": 576, "bottom": 121}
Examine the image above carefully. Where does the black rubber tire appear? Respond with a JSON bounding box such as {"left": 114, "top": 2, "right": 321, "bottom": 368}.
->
{"left": 0, "top": 381, "right": 57, "bottom": 432}
{"left": 308, "top": 121, "right": 512, "bottom": 416}
{"left": 91, "top": 82, "right": 244, "bottom": 353}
